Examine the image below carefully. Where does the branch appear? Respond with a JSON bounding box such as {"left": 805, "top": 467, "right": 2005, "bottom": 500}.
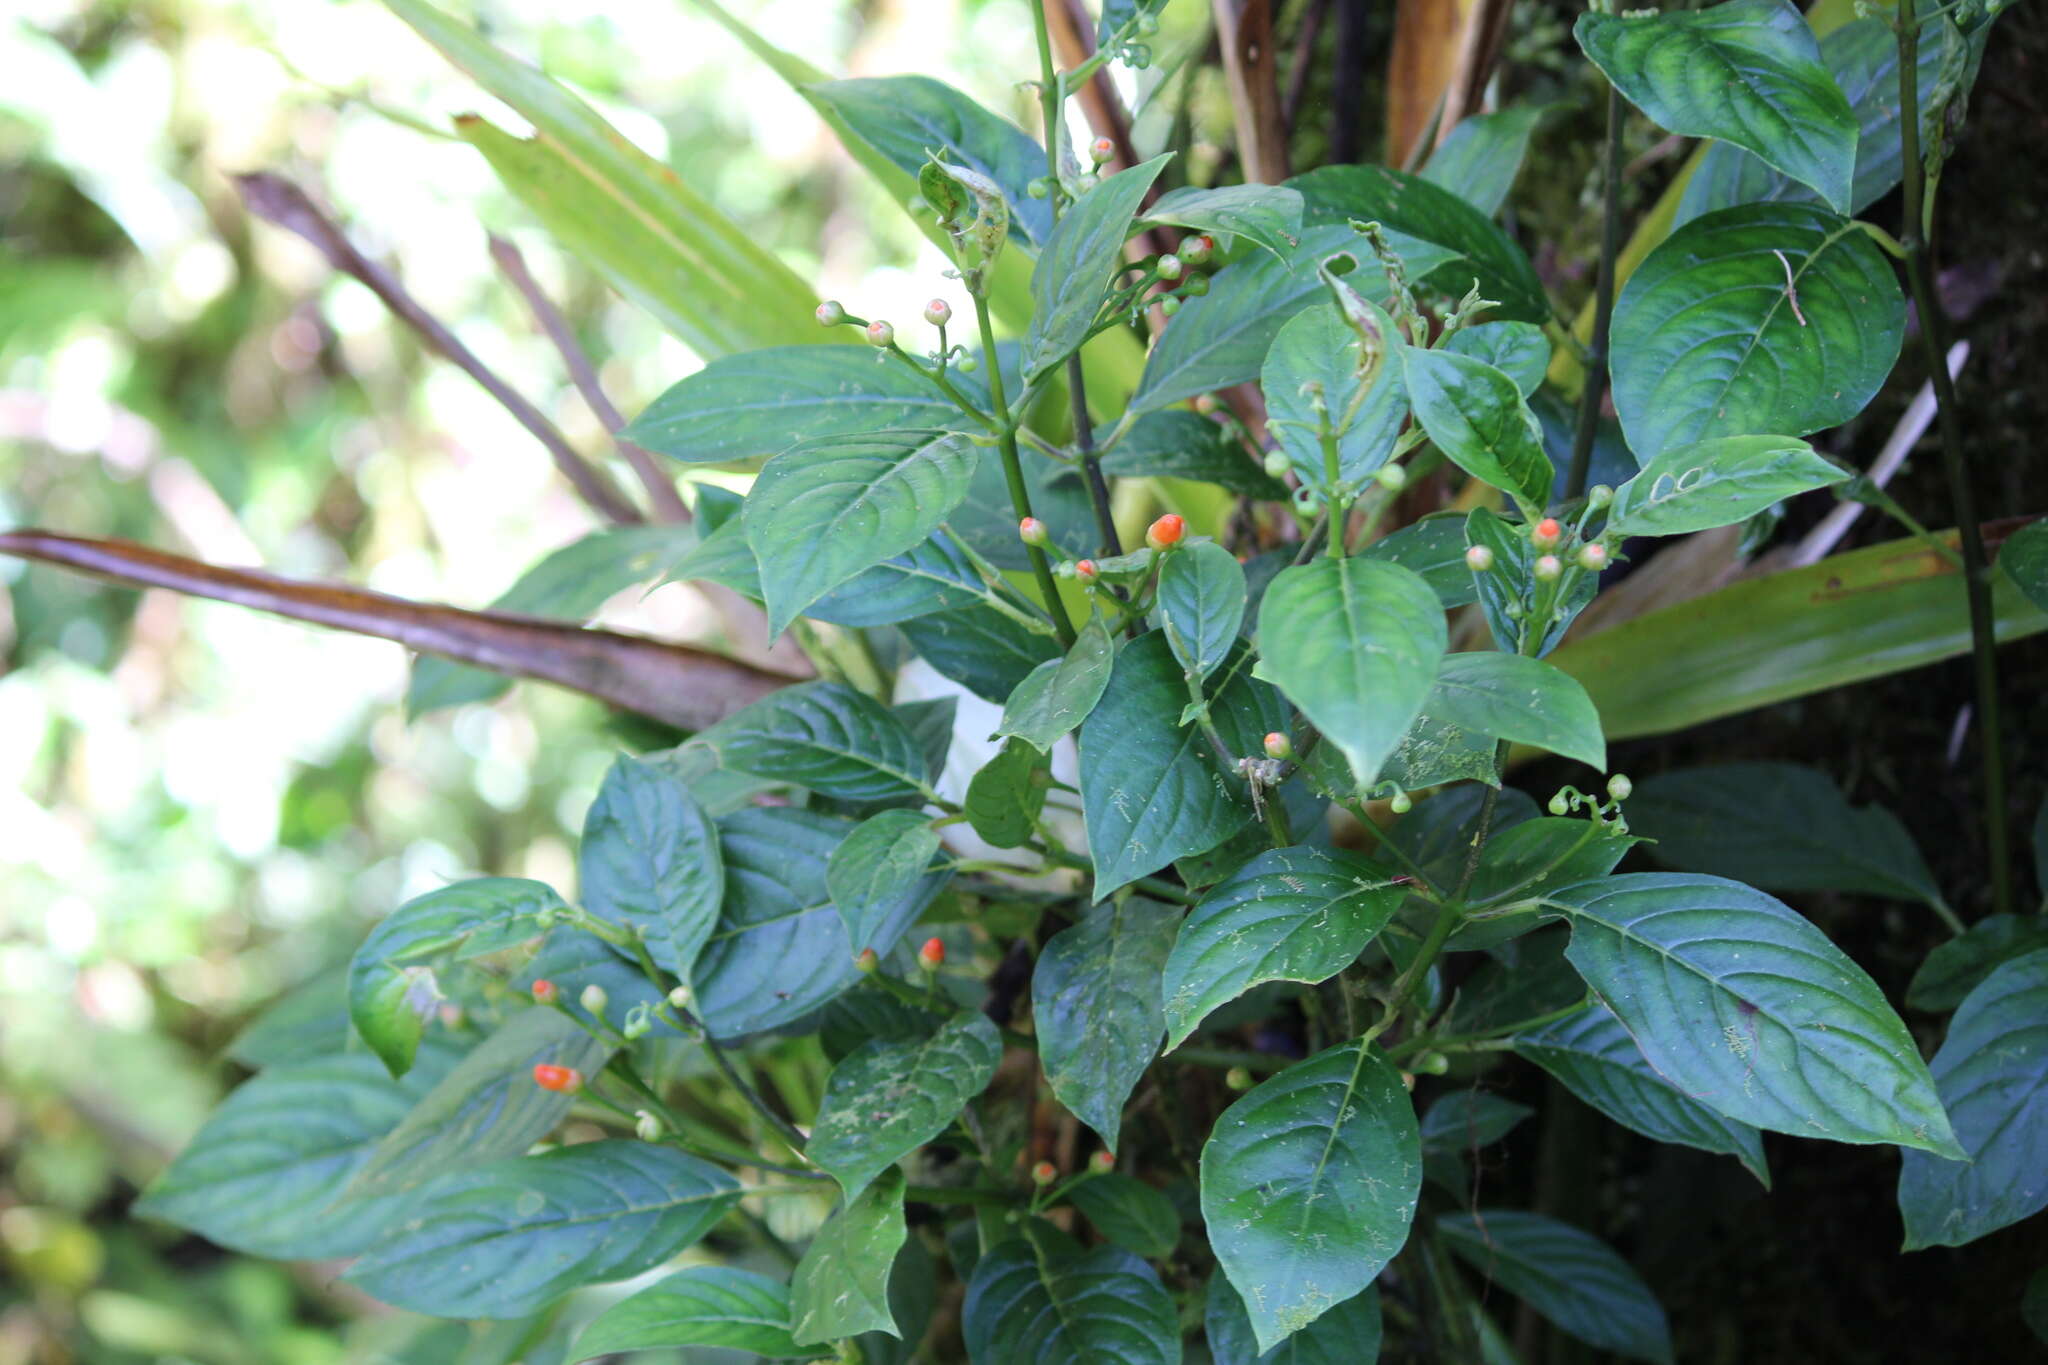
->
{"left": 0, "top": 530, "right": 797, "bottom": 730}
{"left": 233, "top": 172, "right": 644, "bottom": 526}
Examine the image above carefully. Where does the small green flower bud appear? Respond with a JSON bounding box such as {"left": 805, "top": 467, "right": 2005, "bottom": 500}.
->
{"left": 667, "top": 984, "right": 692, "bottom": 1009}
{"left": 1263, "top": 448, "right": 1291, "bottom": 479}
{"left": 635, "top": 1110, "right": 662, "bottom": 1142}
{"left": 1159, "top": 295, "right": 1180, "bottom": 317}
{"left": 1465, "top": 545, "right": 1495, "bottom": 572}
{"left": 1587, "top": 484, "right": 1614, "bottom": 511}
{"left": 1375, "top": 463, "right": 1407, "bottom": 490}
{"left": 1225, "top": 1066, "right": 1255, "bottom": 1091}
{"left": 1389, "top": 791, "right": 1412, "bottom": 815}
{"left": 580, "top": 984, "right": 608, "bottom": 1017}
{"left": 815, "top": 300, "right": 846, "bottom": 327}
{"left": 1548, "top": 791, "right": 1571, "bottom": 816}
{"left": 1412, "top": 1051, "right": 1451, "bottom": 1076}
{"left": 864, "top": 319, "right": 895, "bottom": 348}
{"left": 1155, "top": 254, "right": 1183, "bottom": 281}
{"left": 956, "top": 354, "right": 979, "bottom": 373}
{"left": 1607, "top": 773, "right": 1633, "bottom": 802}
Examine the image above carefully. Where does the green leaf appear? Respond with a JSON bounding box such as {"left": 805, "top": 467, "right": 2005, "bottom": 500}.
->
{"left": 1025, "top": 156, "right": 1172, "bottom": 380}
{"left": 348, "top": 878, "right": 564, "bottom": 1077}
{"left": 745, "top": 431, "right": 977, "bottom": 634}
{"left": 1452, "top": 817, "right": 1638, "bottom": 949}
{"left": 1421, "top": 107, "right": 1549, "bottom": 217}
{"left": 997, "top": 614, "right": 1117, "bottom": 753}
{"left": 1202, "top": 1040, "right": 1420, "bottom": 1352}
{"left": 1419, "top": 1092, "right": 1534, "bottom": 1154}
{"left": 349, "top": 1008, "right": 609, "bottom": 1198}
{"left": 1400, "top": 347, "right": 1553, "bottom": 515}
{"left": 1626, "top": 763, "right": 1946, "bottom": 912}
{"left": 906, "top": 603, "right": 1066, "bottom": 703}
{"left": 574, "top": 1266, "right": 810, "bottom": 1360}
{"left": 1034, "top": 899, "right": 1182, "bottom": 1151}
{"left": 858, "top": 1236, "right": 939, "bottom": 1365}
{"left": 1132, "top": 224, "right": 1362, "bottom": 414}
{"left": 1576, "top": 0, "right": 1857, "bottom": 212}
{"left": 807, "top": 76, "right": 1051, "bottom": 247}
{"left": 1161, "top": 847, "right": 1402, "bottom": 1050}
{"left": 2003, "top": 517, "right": 2048, "bottom": 615}
{"left": 696, "top": 806, "right": 947, "bottom": 1038}
{"left": 626, "top": 349, "right": 968, "bottom": 464}
{"left": 827, "top": 810, "right": 948, "bottom": 953}
{"left": 1205, "top": 1276, "right": 1382, "bottom": 1365}
{"left": 1358, "top": 514, "right": 1480, "bottom": 609}
{"left": 707, "top": 681, "right": 934, "bottom": 804}
{"left": 792, "top": 1168, "right": 909, "bottom": 1344}
{"left": 1156, "top": 543, "right": 1247, "bottom": 681}
{"left": 1254, "top": 557, "right": 1447, "bottom": 791}
{"left": 1513, "top": 1005, "right": 1771, "bottom": 1186}
{"left": 1099, "top": 410, "right": 1290, "bottom": 500}
{"left": 1438, "top": 1211, "right": 1673, "bottom": 1365}
{"left": 1141, "top": 184, "right": 1304, "bottom": 258}
{"left": 1547, "top": 873, "right": 1963, "bottom": 1156}
{"left": 808, "top": 1011, "right": 1003, "bottom": 1199}
{"left": 1899, "top": 949, "right": 2048, "bottom": 1248}
{"left": 408, "top": 527, "right": 683, "bottom": 714}
{"left": 382, "top": 0, "right": 820, "bottom": 353}
{"left": 1608, "top": 203, "right": 1903, "bottom": 460}
{"left": 347, "top": 1140, "right": 740, "bottom": 1319}
{"left": 1370, "top": 708, "right": 1500, "bottom": 796}
{"left": 1291, "top": 165, "right": 1549, "bottom": 321}
{"left": 137, "top": 1050, "right": 453, "bottom": 1260}
{"left": 1064, "top": 1175, "right": 1181, "bottom": 1260}
{"left": 962, "top": 1234, "right": 1181, "bottom": 1365}
{"left": 580, "top": 756, "right": 724, "bottom": 980}
{"left": 1442, "top": 322, "right": 1549, "bottom": 399}
{"left": 1424, "top": 652, "right": 1605, "bottom": 770}
{"left": 964, "top": 738, "right": 1052, "bottom": 849}
{"left": 1262, "top": 304, "right": 1409, "bottom": 494}
{"left": 1908, "top": 915, "right": 2048, "bottom": 1013}
{"left": 1608, "top": 435, "right": 1846, "bottom": 538}
{"left": 1079, "top": 633, "right": 1260, "bottom": 897}
{"left": 226, "top": 972, "right": 349, "bottom": 1068}
{"left": 1675, "top": 17, "right": 1964, "bottom": 224}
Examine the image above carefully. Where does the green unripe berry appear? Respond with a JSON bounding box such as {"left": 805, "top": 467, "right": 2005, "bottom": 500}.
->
{"left": 1225, "top": 1066, "right": 1254, "bottom": 1091}
{"left": 1181, "top": 273, "right": 1210, "bottom": 297}
{"left": 1375, "top": 463, "right": 1407, "bottom": 490}
{"left": 1465, "top": 545, "right": 1495, "bottom": 572}
{"left": 1411, "top": 1051, "right": 1451, "bottom": 1076}
{"left": 1548, "top": 791, "right": 1571, "bottom": 816}
{"left": 1389, "top": 791, "right": 1412, "bottom": 815}
{"left": 1588, "top": 484, "right": 1615, "bottom": 510}
{"left": 1155, "top": 254, "right": 1183, "bottom": 281}
{"left": 580, "top": 984, "right": 608, "bottom": 1016}
{"left": 1607, "top": 773, "right": 1633, "bottom": 802}
{"left": 635, "top": 1110, "right": 662, "bottom": 1142}
{"left": 1159, "top": 295, "right": 1181, "bottom": 317}
{"left": 1027, "top": 177, "right": 1051, "bottom": 199}
{"left": 1263, "top": 448, "right": 1292, "bottom": 478}
{"left": 957, "top": 354, "right": 979, "bottom": 373}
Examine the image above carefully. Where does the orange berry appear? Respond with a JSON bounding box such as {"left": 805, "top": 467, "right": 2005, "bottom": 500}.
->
{"left": 1146, "top": 514, "right": 1186, "bottom": 551}
{"left": 1032, "top": 1160, "right": 1059, "bottom": 1185}
{"left": 918, "top": 936, "right": 946, "bottom": 969}
{"left": 531, "top": 978, "right": 558, "bottom": 1005}
{"left": 1531, "top": 517, "right": 1563, "bottom": 550}
{"left": 532, "top": 1063, "right": 582, "bottom": 1093}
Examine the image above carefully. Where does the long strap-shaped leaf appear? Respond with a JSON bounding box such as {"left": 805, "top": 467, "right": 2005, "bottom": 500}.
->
{"left": 0, "top": 530, "right": 796, "bottom": 730}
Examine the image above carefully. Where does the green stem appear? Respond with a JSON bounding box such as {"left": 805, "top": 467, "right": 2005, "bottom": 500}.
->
{"left": 975, "top": 294, "right": 1078, "bottom": 647}
{"left": 1363, "top": 898, "right": 1462, "bottom": 1046}
{"left": 1566, "top": 83, "right": 1624, "bottom": 502}
{"left": 1899, "top": 0, "right": 2009, "bottom": 919}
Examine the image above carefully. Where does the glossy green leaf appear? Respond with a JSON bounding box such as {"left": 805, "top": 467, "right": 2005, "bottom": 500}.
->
{"left": 1205, "top": 1276, "right": 1382, "bottom": 1365}
{"left": 1576, "top": 0, "right": 1857, "bottom": 211}
{"left": 574, "top": 1266, "right": 809, "bottom": 1360}
{"left": 792, "top": 1168, "right": 909, "bottom": 1344}
{"left": 1262, "top": 304, "right": 1409, "bottom": 493}
{"left": 1513, "top": 1005, "right": 1771, "bottom": 1186}
{"left": 1099, "top": 410, "right": 1290, "bottom": 500}
{"left": 347, "top": 1141, "right": 739, "bottom": 1319}
{"left": 1291, "top": 165, "right": 1548, "bottom": 321}
{"left": 1401, "top": 347, "right": 1553, "bottom": 515}
{"left": 903, "top": 603, "right": 1066, "bottom": 703}
{"left": 1157, "top": 542, "right": 1247, "bottom": 680}
{"left": 137, "top": 1050, "right": 453, "bottom": 1261}
{"left": 1909, "top": 915, "right": 2048, "bottom": 1013}
{"left": 1547, "top": 873, "right": 1963, "bottom": 1155}
{"left": 348, "top": 878, "right": 564, "bottom": 1077}
{"left": 808, "top": 76, "right": 1051, "bottom": 247}
{"left": 1608, "top": 435, "right": 1846, "bottom": 538}
{"left": 1161, "top": 846, "right": 1402, "bottom": 1050}
{"left": 1442, "top": 322, "right": 1548, "bottom": 398}
{"left": 2004, "top": 517, "right": 2048, "bottom": 615}
{"left": 626, "top": 349, "right": 967, "bottom": 464}
{"left": 1064, "top": 1174, "right": 1181, "bottom": 1260}
{"left": 1422, "top": 106, "right": 1549, "bottom": 217}
{"left": 695, "top": 806, "right": 946, "bottom": 1038}
{"left": 808, "top": 1011, "right": 1003, "bottom": 1199}
{"left": 1426, "top": 652, "right": 1605, "bottom": 770}
{"left": 1131, "top": 224, "right": 1361, "bottom": 414}
{"left": 1358, "top": 514, "right": 1480, "bottom": 609}
{"left": 744, "top": 431, "right": 976, "bottom": 635}
{"left": 349, "top": 1008, "right": 609, "bottom": 1198}
{"left": 1080, "top": 633, "right": 1263, "bottom": 896}
{"left": 963, "top": 1232, "right": 1182, "bottom": 1365}
{"left": 1438, "top": 1211, "right": 1673, "bottom": 1364}
{"left": 827, "top": 810, "right": 948, "bottom": 953}
{"left": 580, "top": 756, "right": 724, "bottom": 980}
{"left": 1141, "top": 184, "right": 1304, "bottom": 258}
{"left": 1419, "top": 1092, "right": 1535, "bottom": 1154}
{"left": 707, "top": 681, "right": 934, "bottom": 804}
{"left": 963, "top": 737, "right": 1052, "bottom": 849}
{"left": 1035, "top": 898, "right": 1182, "bottom": 1151}
{"left": 384, "top": 0, "right": 820, "bottom": 353}
{"left": 1899, "top": 949, "right": 2048, "bottom": 1248}
{"left": 1608, "top": 203, "right": 1902, "bottom": 460}
{"left": 1025, "top": 156, "right": 1171, "bottom": 380}
{"left": 1254, "top": 557, "right": 1447, "bottom": 791}
{"left": 997, "top": 613, "right": 1117, "bottom": 752}
{"left": 1626, "top": 762, "right": 1944, "bottom": 911}
{"left": 1202, "top": 1040, "right": 1420, "bottom": 1352}
{"left": 408, "top": 527, "right": 682, "bottom": 714}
